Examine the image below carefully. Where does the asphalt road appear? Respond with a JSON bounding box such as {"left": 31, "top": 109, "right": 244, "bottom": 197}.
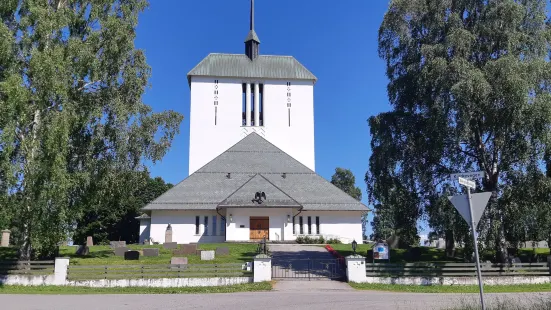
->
{"left": 3, "top": 290, "right": 551, "bottom": 310}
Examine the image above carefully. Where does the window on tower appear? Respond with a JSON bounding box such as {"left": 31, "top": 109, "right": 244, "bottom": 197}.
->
{"left": 242, "top": 83, "right": 246, "bottom": 126}
{"left": 259, "top": 84, "right": 264, "bottom": 126}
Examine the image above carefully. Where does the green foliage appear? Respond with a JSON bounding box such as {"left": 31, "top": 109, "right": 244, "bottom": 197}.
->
{"left": 0, "top": 1, "right": 183, "bottom": 259}
{"left": 368, "top": 0, "right": 551, "bottom": 258}
{"left": 73, "top": 172, "right": 173, "bottom": 245}
{"left": 295, "top": 236, "right": 325, "bottom": 244}
{"left": 326, "top": 238, "right": 342, "bottom": 244}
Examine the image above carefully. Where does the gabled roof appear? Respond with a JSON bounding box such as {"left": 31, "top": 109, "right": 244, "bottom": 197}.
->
{"left": 219, "top": 174, "right": 301, "bottom": 208}
{"left": 186, "top": 54, "right": 317, "bottom": 86}
{"left": 143, "top": 133, "right": 369, "bottom": 212}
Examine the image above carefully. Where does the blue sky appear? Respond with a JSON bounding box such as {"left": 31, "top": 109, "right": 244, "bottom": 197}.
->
{"left": 135, "top": 1, "right": 395, "bottom": 237}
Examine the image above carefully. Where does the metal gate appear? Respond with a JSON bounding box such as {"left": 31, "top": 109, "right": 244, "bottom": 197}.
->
{"left": 271, "top": 258, "right": 344, "bottom": 280}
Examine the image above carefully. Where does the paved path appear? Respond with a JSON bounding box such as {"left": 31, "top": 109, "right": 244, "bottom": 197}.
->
{"left": 3, "top": 291, "right": 551, "bottom": 310}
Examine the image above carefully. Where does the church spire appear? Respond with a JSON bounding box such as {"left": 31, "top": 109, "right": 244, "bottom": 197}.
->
{"left": 245, "top": 0, "right": 260, "bottom": 60}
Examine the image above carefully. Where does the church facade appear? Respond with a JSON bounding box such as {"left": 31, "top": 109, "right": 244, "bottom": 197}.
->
{"left": 138, "top": 1, "right": 369, "bottom": 244}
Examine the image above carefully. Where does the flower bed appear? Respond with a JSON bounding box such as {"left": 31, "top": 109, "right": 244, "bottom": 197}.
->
{"left": 325, "top": 244, "right": 345, "bottom": 265}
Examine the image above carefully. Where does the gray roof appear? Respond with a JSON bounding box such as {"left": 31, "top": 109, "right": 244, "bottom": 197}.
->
{"left": 245, "top": 30, "right": 260, "bottom": 43}
{"left": 187, "top": 54, "right": 317, "bottom": 85}
{"left": 143, "top": 133, "right": 369, "bottom": 212}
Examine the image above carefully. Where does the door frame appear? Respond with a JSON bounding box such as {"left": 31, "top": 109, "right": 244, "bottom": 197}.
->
{"left": 250, "top": 217, "right": 269, "bottom": 240}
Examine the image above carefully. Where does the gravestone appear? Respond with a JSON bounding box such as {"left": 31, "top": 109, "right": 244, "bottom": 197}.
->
{"left": 110, "top": 241, "right": 126, "bottom": 249}
{"left": 201, "top": 250, "right": 215, "bottom": 261}
{"left": 165, "top": 223, "right": 173, "bottom": 243}
{"left": 75, "top": 245, "right": 89, "bottom": 256}
{"left": 171, "top": 257, "right": 188, "bottom": 265}
{"left": 163, "top": 242, "right": 177, "bottom": 249}
{"left": 1, "top": 230, "right": 10, "bottom": 247}
{"left": 124, "top": 250, "right": 140, "bottom": 260}
{"left": 143, "top": 248, "right": 159, "bottom": 257}
{"left": 215, "top": 247, "right": 229, "bottom": 256}
{"left": 86, "top": 236, "right": 93, "bottom": 247}
{"left": 436, "top": 238, "right": 446, "bottom": 249}
{"left": 181, "top": 244, "right": 197, "bottom": 255}
{"left": 114, "top": 246, "right": 129, "bottom": 257}
{"left": 511, "top": 257, "right": 522, "bottom": 264}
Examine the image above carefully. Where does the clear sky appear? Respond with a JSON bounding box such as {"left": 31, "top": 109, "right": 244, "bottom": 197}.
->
{"left": 135, "top": 0, "right": 394, "bottom": 237}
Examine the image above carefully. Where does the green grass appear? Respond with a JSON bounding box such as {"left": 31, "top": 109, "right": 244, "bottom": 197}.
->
{"left": 61, "top": 243, "right": 257, "bottom": 265}
{"left": 349, "top": 282, "right": 551, "bottom": 293}
{"left": 328, "top": 244, "right": 465, "bottom": 263}
{"left": 0, "top": 243, "right": 258, "bottom": 265}
{"left": 0, "top": 282, "right": 272, "bottom": 294}
{"left": 327, "top": 243, "right": 373, "bottom": 257}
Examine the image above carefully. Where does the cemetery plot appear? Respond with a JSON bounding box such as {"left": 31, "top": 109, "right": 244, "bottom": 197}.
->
{"left": 66, "top": 263, "right": 252, "bottom": 280}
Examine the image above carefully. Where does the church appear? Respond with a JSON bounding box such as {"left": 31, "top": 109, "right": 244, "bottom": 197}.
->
{"left": 138, "top": 1, "right": 369, "bottom": 244}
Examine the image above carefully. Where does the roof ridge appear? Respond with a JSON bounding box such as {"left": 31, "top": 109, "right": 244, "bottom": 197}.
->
{"left": 258, "top": 174, "right": 302, "bottom": 207}
{"left": 217, "top": 173, "right": 258, "bottom": 205}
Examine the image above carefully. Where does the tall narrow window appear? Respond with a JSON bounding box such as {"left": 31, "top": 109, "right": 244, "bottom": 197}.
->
{"left": 242, "top": 83, "right": 246, "bottom": 125}
{"left": 316, "top": 217, "right": 320, "bottom": 234}
{"left": 250, "top": 83, "right": 255, "bottom": 126}
{"left": 307, "top": 216, "right": 312, "bottom": 235}
{"left": 221, "top": 217, "right": 226, "bottom": 235}
{"left": 204, "top": 216, "right": 208, "bottom": 235}
{"left": 214, "top": 106, "right": 217, "bottom": 125}
{"left": 259, "top": 84, "right": 264, "bottom": 126}
{"left": 288, "top": 109, "right": 291, "bottom": 127}
{"left": 212, "top": 216, "right": 217, "bottom": 236}
{"left": 292, "top": 216, "right": 296, "bottom": 235}
{"left": 299, "top": 216, "right": 304, "bottom": 234}
{"left": 195, "top": 216, "right": 200, "bottom": 235}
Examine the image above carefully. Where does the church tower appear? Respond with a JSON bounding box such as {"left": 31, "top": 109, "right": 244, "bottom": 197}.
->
{"left": 186, "top": 0, "right": 317, "bottom": 175}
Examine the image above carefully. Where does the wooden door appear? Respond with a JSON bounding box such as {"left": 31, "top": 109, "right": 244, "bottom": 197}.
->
{"left": 250, "top": 217, "right": 269, "bottom": 240}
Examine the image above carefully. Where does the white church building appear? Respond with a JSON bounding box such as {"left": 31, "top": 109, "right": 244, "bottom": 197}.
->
{"left": 139, "top": 1, "right": 369, "bottom": 244}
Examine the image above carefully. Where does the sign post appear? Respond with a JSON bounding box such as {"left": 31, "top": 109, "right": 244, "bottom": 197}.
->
{"left": 448, "top": 171, "right": 490, "bottom": 310}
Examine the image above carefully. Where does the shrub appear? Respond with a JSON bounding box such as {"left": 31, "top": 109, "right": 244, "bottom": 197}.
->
{"left": 318, "top": 236, "right": 325, "bottom": 244}
{"left": 304, "top": 236, "right": 313, "bottom": 244}
{"left": 295, "top": 236, "right": 305, "bottom": 244}
{"left": 326, "top": 238, "right": 342, "bottom": 244}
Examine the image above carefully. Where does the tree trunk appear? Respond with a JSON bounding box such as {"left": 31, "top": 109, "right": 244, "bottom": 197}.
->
{"left": 19, "top": 109, "right": 41, "bottom": 261}
{"left": 445, "top": 230, "right": 455, "bottom": 257}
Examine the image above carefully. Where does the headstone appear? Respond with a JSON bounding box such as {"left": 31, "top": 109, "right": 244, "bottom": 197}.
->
{"left": 165, "top": 223, "right": 173, "bottom": 243}
{"left": 171, "top": 257, "right": 188, "bottom": 265}
{"left": 163, "top": 242, "right": 177, "bottom": 249}
{"left": 75, "top": 245, "right": 89, "bottom": 256}
{"left": 1, "top": 230, "right": 10, "bottom": 247}
{"left": 110, "top": 241, "right": 126, "bottom": 248}
{"left": 215, "top": 247, "right": 229, "bottom": 256}
{"left": 511, "top": 257, "right": 522, "bottom": 264}
{"left": 201, "top": 250, "right": 215, "bottom": 261}
{"left": 114, "top": 246, "right": 129, "bottom": 257}
{"left": 436, "top": 238, "right": 446, "bottom": 249}
{"left": 181, "top": 244, "right": 197, "bottom": 255}
{"left": 143, "top": 248, "right": 159, "bottom": 257}
{"left": 86, "top": 236, "right": 93, "bottom": 247}
{"left": 124, "top": 250, "right": 140, "bottom": 260}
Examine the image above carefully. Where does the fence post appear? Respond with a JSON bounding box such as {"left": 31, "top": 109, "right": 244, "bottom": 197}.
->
{"left": 253, "top": 254, "right": 271, "bottom": 282}
{"left": 346, "top": 255, "right": 367, "bottom": 283}
{"left": 54, "top": 257, "right": 70, "bottom": 285}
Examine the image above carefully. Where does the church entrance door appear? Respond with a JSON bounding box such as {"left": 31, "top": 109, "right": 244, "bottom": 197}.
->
{"left": 250, "top": 217, "right": 269, "bottom": 240}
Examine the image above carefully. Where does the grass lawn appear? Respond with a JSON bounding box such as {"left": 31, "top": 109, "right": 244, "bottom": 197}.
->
{"left": 0, "top": 282, "right": 272, "bottom": 294}
{"left": 327, "top": 243, "right": 373, "bottom": 257}
{"left": 0, "top": 243, "right": 258, "bottom": 265}
{"left": 328, "top": 244, "right": 465, "bottom": 262}
{"left": 349, "top": 282, "right": 551, "bottom": 293}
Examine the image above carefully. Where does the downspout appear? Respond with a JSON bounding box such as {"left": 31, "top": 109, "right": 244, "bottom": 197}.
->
{"left": 216, "top": 207, "right": 226, "bottom": 222}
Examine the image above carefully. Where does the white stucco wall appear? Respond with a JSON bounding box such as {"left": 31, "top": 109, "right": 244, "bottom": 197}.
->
{"left": 149, "top": 209, "right": 362, "bottom": 243}
{"left": 139, "top": 219, "right": 150, "bottom": 244}
{"left": 290, "top": 211, "right": 364, "bottom": 244}
{"left": 150, "top": 210, "right": 226, "bottom": 244}
{"left": 188, "top": 77, "right": 315, "bottom": 175}
{"left": 225, "top": 208, "right": 293, "bottom": 242}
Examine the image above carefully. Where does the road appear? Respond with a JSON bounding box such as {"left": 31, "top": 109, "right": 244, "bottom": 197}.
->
{"left": 3, "top": 289, "right": 550, "bottom": 310}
